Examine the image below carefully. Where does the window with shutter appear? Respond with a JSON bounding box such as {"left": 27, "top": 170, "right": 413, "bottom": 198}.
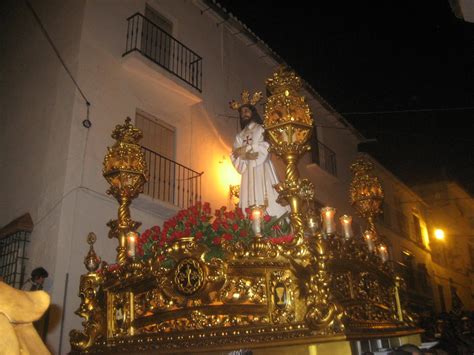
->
{"left": 136, "top": 110, "right": 176, "bottom": 204}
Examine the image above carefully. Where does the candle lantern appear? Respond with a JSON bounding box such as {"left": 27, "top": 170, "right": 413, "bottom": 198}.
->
{"left": 339, "top": 215, "right": 353, "bottom": 239}
{"left": 250, "top": 205, "right": 264, "bottom": 237}
{"left": 378, "top": 244, "right": 388, "bottom": 263}
{"left": 264, "top": 67, "right": 313, "bottom": 246}
{"left": 127, "top": 231, "right": 138, "bottom": 258}
{"left": 364, "top": 230, "right": 375, "bottom": 252}
{"left": 321, "top": 207, "right": 336, "bottom": 235}
{"left": 306, "top": 209, "right": 320, "bottom": 235}
{"left": 349, "top": 157, "right": 384, "bottom": 238}
{"left": 103, "top": 118, "right": 147, "bottom": 263}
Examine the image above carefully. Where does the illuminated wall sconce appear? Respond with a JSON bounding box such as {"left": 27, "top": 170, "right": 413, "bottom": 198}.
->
{"left": 339, "top": 215, "right": 353, "bottom": 239}
{"left": 321, "top": 207, "right": 336, "bottom": 235}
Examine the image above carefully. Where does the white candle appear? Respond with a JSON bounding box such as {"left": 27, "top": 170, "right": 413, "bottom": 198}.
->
{"left": 251, "top": 207, "right": 262, "bottom": 236}
{"left": 127, "top": 231, "right": 137, "bottom": 258}
{"left": 378, "top": 244, "right": 388, "bottom": 262}
{"left": 364, "top": 230, "right": 375, "bottom": 252}
{"left": 340, "top": 215, "right": 353, "bottom": 239}
{"left": 307, "top": 214, "right": 319, "bottom": 235}
{"left": 321, "top": 207, "right": 336, "bottom": 235}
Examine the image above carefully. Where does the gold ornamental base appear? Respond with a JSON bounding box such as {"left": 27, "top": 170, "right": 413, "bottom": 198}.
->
{"left": 99, "top": 333, "right": 422, "bottom": 354}
{"left": 70, "top": 114, "right": 422, "bottom": 354}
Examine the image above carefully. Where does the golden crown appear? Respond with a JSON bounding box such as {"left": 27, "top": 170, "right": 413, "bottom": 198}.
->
{"left": 229, "top": 90, "right": 263, "bottom": 111}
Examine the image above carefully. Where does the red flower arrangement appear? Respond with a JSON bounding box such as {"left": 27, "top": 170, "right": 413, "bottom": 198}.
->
{"left": 136, "top": 202, "right": 292, "bottom": 261}
{"left": 136, "top": 202, "right": 213, "bottom": 258}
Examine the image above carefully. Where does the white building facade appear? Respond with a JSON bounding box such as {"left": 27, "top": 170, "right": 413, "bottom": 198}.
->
{"left": 0, "top": 1, "right": 363, "bottom": 353}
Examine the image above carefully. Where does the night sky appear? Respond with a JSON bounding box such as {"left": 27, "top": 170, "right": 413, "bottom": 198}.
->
{"left": 217, "top": 1, "right": 474, "bottom": 194}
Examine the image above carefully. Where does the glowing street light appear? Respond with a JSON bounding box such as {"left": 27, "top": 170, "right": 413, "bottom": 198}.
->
{"left": 434, "top": 229, "right": 445, "bottom": 241}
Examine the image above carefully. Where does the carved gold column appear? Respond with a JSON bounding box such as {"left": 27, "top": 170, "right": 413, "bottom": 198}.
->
{"left": 264, "top": 67, "right": 342, "bottom": 333}
{"left": 305, "top": 237, "right": 343, "bottom": 332}
{"left": 264, "top": 67, "right": 313, "bottom": 246}
{"left": 349, "top": 157, "right": 384, "bottom": 239}
{"left": 103, "top": 118, "right": 147, "bottom": 264}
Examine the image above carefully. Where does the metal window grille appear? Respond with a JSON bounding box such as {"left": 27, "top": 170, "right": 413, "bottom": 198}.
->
{"left": 0, "top": 215, "right": 31, "bottom": 288}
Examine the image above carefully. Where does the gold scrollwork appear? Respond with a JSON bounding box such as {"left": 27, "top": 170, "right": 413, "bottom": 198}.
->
{"left": 220, "top": 276, "right": 267, "bottom": 304}
{"left": 69, "top": 273, "right": 105, "bottom": 351}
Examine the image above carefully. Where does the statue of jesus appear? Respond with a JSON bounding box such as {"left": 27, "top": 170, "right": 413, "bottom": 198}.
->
{"left": 229, "top": 91, "right": 287, "bottom": 218}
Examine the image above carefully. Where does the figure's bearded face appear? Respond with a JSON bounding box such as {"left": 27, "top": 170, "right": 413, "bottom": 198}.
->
{"left": 238, "top": 105, "right": 262, "bottom": 129}
{"left": 240, "top": 106, "right": 252, "bottom": 123}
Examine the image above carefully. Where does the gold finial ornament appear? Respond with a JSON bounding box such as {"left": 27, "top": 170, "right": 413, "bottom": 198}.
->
{"left": 264, "top": 67, "right": 312, "bottom": 129}
{"left": 349, "top": 156, "right": 384, "bottom": 234}
{"left": 103, "top": 117, "right": 147, "bottom": 264}
{"left": 84, "top": 232, "right": 101, "bottom": 272}
{"left": 229, "top": 90, "right": 263, "bottom": 110}
{"left": 70, "top": 234, "right": 105, "bottom": 351}
{"left": 111, "top": 117, "right": 143, "bottom": 143}
{"left": 266, "top": 66, "right": 302, "bottom": 95}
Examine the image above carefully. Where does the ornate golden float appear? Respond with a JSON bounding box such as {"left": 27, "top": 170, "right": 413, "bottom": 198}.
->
{"left": 70, "top": 68, "right": 420, "bottom": 354}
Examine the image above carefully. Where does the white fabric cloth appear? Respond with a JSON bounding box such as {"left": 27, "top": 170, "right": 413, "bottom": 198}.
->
{"left": 230, "top": 122, "right": 288, "bottom": 217}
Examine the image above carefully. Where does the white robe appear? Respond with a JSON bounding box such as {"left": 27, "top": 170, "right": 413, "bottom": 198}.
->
{"left": 230, "top": 122, "right": 288, "bottom": 217}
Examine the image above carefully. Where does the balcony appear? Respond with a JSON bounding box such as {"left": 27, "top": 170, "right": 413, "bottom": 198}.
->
{"left": 142, "top": 147, "right": 203, "bottom": 209}
{"left": 311, "top": 139, "right": 337, "bottom": 176}
{"left": 124, "top": 13, "right": 203, "bottom": 92}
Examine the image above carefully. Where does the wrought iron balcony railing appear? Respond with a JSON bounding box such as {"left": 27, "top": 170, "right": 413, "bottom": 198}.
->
{"left": 124, "top": 13, "right": 203, "bottom": 92}
{"left": 142, "top": 147, "right": 202, "bottom": 209}
{"left": 394, "top": 261, "right": 433, "bottom": 300}
{"left": 311, "top": 139, "right": 337, "bottom": 176}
